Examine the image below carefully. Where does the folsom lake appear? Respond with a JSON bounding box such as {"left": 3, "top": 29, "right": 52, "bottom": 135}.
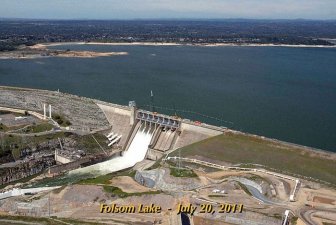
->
{"left": 0, "top": 44, "right": 335, "bottom": 152}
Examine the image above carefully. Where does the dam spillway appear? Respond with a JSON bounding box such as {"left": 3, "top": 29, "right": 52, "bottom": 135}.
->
{"left": 70, "top": 122, "right": 155, "bottom": 176}
{"left": 49, "top": 104, "right": 219, "bottom": 181}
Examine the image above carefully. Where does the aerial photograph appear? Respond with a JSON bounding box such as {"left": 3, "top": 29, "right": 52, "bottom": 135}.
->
{"left": 0, "top": 0, "right": 335, "bottom": 225}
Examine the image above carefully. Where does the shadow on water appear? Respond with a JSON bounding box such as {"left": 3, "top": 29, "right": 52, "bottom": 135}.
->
{"left": 181, "top": 213, "right": 191, "bottom": 225}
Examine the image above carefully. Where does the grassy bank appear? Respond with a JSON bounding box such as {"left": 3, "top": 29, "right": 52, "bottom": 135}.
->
{"left": 19, "top": 123, "right": 54, "bottom": 133}
{"left": 170, "top": 167, "right": 198, "bottom": 178}
{"left": 77, "top": 169, "right": 136, "bottom": 185}
{"left": 76, "top": 133, "right": 109, "bottom": 154}
{"left": 78, "top": 169, "right": 160, "bottom": 198}
{"left": 52, "top": 113, "right": 71, "bottom": 127}
{"left": 103, "top": 185, "right": 161, "bottom": 198}
{"left": 172, "top": 133, "right": 336, "bottom": 185}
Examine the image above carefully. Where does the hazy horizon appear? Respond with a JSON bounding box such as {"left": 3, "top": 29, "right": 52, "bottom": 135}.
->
{"left": 1, "top": 18, "right": 336, "bottom": 22}
{"left": 1, "top": 0, "right": 336, "bottom": 20}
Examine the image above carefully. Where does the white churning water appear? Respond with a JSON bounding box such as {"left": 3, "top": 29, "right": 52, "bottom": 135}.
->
{"left": 70, "top": 122, "right": 154, "bottom": 176}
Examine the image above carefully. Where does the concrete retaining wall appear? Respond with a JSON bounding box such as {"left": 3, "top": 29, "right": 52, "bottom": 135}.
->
{"left": 48, "top": 157, "right": 91, "bottom": 174}
{"left": 146, "top": 149, "right": 164, "bottom": 161}
{"left": 97, "top": 103, "right": 131, "bottom": 117}
{"left": 230, "top": 177, "right": 263, "bottom": 193}
{"left": 172, "top": 121, "right": 223, "bottom": 150}
{"left": 55, "top": 154, "right": 72, "bottom": 164}
{"left": 123, "top": 121, "right": 141, "bottom": 151}
{"left": 97, "top": 103, "right": 132, "bottom": 148}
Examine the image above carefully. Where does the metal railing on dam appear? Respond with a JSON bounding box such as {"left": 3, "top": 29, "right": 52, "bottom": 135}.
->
{"left": 137, "top": 110, "right": 181, "bottom": 129}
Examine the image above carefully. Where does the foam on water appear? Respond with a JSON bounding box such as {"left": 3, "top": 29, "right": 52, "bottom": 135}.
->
{"left": 70, "top": 122, "right": 154, "bottom": 176}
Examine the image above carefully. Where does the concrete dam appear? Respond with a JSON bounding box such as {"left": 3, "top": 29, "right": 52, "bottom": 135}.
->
{"left": 70, "top": 108, "right": 183, "bottom": 175}
{"left": 70, "top": 101, "right": 221, "bottom": 176}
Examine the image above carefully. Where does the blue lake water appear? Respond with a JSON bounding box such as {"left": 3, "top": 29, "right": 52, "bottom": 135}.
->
{"left": 0, "top": 44, "right": 335, "bottom": 152}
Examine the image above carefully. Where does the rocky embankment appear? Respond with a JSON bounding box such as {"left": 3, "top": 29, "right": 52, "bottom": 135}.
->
{"left": 0, "top": 86, "right": 110, "bottom": 131}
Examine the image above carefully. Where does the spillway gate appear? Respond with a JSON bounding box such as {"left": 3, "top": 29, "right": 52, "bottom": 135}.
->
{"left": 137, "top": 110, "right": 181, "bottom": 129}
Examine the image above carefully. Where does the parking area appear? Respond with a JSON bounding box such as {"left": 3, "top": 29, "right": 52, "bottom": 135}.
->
{"left": 0, "top": 112, "right": 40, "bottom": 128}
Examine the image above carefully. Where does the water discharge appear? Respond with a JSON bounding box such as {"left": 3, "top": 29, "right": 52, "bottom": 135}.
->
{"left": 70, "top": 122, "right": 154, "bottom": 176}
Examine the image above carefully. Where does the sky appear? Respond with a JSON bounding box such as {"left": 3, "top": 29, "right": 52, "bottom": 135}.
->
{"left": 1, "top": 0, "right": 336, "bottom": 20}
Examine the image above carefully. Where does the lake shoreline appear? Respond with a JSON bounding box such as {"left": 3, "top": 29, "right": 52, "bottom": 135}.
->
{"left": 1, "top": 41, "right": 334, "bottom": 59}
{"left": 37, "top": 41, "right": 336, "bottom": 48}
{"left": 0, "top": 44, "right": 128, "bottom": 59}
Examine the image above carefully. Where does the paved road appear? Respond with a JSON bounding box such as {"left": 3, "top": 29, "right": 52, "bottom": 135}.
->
{"left": 2, "top": 129, "right": 62, "bottom": 137}
{"left": 299, "top": 207, "right": 336, "bottom": 225}
{"left": 299, "top": 209, "right": 318, "bottom": 225}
